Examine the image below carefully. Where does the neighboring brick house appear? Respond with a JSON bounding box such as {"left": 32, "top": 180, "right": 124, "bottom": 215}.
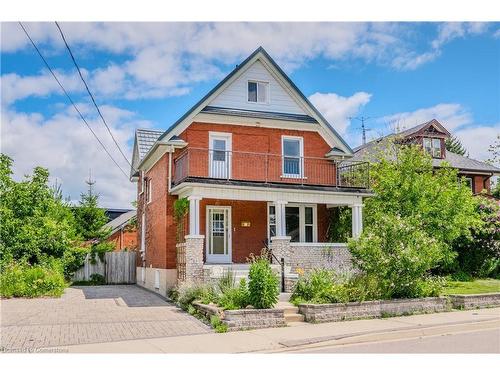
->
{"left": 104, "top": 210, "right": 138, "bottom": 251}
{"left": 130, "top": 47, "right": 372, "bottom": 296}
{"left": 352, "top": 119, "right": 500, "bottom": 194}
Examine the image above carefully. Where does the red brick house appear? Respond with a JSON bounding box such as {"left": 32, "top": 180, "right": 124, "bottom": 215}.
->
{"left": 130, "top": 47, "right": 371, "bottom": 295}
{"left": 352, "top": 119, "right": 500, "bottom": 194}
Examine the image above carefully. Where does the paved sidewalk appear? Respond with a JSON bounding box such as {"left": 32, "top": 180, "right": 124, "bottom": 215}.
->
{"left": 0, "top": 285, "right": 210, "bottom": 350}
{"left": 52, "top": 307, "right": 500, "bottom": 353}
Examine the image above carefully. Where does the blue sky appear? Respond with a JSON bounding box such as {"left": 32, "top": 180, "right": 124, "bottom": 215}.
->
{"left": 1, "top": 22, "right": 499, "bottom": 207}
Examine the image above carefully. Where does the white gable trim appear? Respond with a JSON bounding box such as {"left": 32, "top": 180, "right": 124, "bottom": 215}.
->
{"left": 158, "top": 49, "right": 352, "bottom": 155}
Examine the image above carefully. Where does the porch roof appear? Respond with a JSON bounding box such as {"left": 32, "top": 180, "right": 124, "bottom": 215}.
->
{"left": 171, "top": 179, "right": 371, "bottom": 206}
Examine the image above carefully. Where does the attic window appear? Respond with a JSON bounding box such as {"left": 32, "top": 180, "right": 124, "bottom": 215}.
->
{"left": 248, "top": 81, "right": 269, "bottom": 103}
{"left": 423, "top": 138, "right": 442, "bottom": 158}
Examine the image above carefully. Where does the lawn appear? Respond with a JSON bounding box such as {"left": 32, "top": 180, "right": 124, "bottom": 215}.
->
{"left": 443, "top": 278, "right": 500, "bottom": 295}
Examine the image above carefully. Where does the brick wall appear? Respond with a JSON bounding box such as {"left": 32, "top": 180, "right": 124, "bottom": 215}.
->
{"left": 200, "top": 199, "right": 268, "bottom": 263}
{"left": 108, "top": 229, "right": 137, "bottom": 251}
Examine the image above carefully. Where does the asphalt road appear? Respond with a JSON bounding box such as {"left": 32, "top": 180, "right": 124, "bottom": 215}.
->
{"left": 289, "top": 328, "right": 500, "bottom": 353}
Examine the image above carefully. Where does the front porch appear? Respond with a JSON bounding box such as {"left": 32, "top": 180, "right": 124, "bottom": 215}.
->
{"left": 173, "top": 182, "right": 368, "bottom": 285}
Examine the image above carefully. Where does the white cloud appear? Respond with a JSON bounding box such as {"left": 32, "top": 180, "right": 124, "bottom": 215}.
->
{"left": 380, "top": 103, "right": 472, "bottom": 132}
{"left": 454, "top": 125, "right": 500, "bottom": 162}
{"left": 308, "top": 91, "right": 372, "bottom": 135}
{"left": 0, "top": 105, "right": 148, "bottom": 208}
{"left": 3, "top": 22, "right": 476, "bottom": 103}
{"left": 0, "top": 70, "right": 82, "bottom": 106}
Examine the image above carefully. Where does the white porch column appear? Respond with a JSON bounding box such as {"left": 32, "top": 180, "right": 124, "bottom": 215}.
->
{"left": 274, "top": 200, "right": 288, "bottom": 237}
{"left": 351, "top": 203, "right": 364, "bottom": 239}
{"left": 188, "top": 196, "right": 202, "bottom": 235}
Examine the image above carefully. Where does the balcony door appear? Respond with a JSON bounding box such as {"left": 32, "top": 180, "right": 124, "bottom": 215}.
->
{"left": 206, "top": 206, "right": 232, "bottom": 263}
{"left": 209, "top": 132, "right": 232, "bottom": 179}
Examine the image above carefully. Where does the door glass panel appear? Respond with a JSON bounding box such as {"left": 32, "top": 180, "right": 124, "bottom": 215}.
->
{"left": 211, "top": 211, "right": 226, "bottom": 255}
{"left": 268, "top": 205, "right": 276, "bottom": 239}
{"left": 285, "top": 207, "right": 300, "bottom": 242}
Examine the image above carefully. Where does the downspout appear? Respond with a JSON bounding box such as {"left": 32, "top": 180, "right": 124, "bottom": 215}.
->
{"left": 168, "top": 148, "right": 173, "bottom": 193}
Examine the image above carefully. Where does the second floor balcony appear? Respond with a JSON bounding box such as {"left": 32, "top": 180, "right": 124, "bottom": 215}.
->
{"left": 173, "top": 147, "right": 370, "bottom": 189}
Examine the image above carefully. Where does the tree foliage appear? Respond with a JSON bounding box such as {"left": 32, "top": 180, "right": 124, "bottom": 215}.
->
{"left": 73, "top": 180, "right": 110, "bottom": 241}
{"left": 451, "top": 197, "right": 500, "bottom": 278}
{"left": 445, "top": 135, "right": 467, "bottom": 156}
{"left": 0, "top": 154, "right": 77, "bottom": 265}
{"left": 364, "top": 143, "right": 480, "bottom": 265}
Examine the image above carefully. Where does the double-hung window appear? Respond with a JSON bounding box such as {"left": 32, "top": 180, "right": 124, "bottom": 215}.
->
{"left": 282, "top": 136, "right": 303, "bottom": 177}
{"left": 423, "top": 138, "right": 441, "bottom": 158}
{"left": 248, "top": 81, "right": 269, "bottom": 103}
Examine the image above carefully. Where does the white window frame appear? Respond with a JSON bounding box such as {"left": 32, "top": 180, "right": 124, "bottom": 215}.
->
{"left": 208, "top": 131, "right": 232, "bottom": 179}
{"left": 266, "top": 202, "right": 317, "bottom": 243}
{"left": 281, "top": 135, "right": 304, "bottom": 178}
{"left": 247, "top": 80, "right": 270, "bottom": 104}
{"left": 423, "top": 137, "right": 441, "bottom": 158}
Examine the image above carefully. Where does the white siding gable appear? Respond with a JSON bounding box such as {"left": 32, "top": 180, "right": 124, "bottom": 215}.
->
{"left": 209, "top": 60, "right": 306, "bottom": 115}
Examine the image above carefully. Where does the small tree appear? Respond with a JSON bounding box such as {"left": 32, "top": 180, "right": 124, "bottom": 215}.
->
{"left": 73, "top": 179, "right": 109, "bottom": 241}
{"left": 445, "top": 135, "right": 467, "bottom": 156}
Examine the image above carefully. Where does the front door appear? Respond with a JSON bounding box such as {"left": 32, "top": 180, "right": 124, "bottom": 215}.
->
{"left": 206, "top": 206, "right": 231, "bottom": 263}
{"left": 209, "top": 134, "right": 231, "bottom": 179}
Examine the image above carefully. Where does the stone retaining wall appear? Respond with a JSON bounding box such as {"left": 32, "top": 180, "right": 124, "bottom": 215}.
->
{"left": 192, "top": 302, "right": 286, "bottom": 331}
{"left": 448, "top": 293, "right": 500, "bottom": 309}
{"left": 299, "top": 297, "right": 449, "bottom": 323}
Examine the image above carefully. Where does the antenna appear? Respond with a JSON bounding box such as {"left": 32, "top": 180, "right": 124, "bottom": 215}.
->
{"left": 86, "top": 168, "right": 96, "bottom": 196}
{"left": 349, "top": 116, "right": 372, "bottom": 145}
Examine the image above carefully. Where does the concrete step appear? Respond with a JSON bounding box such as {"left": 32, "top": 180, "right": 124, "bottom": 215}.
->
{"left": 275, "top": 302, "right": 298, "bottom": 315}
{"left": 279, "top": 293, "right": 292, "bottom": 302}
{"left": 284, "top": 313, "right": 305, "bottom": 323}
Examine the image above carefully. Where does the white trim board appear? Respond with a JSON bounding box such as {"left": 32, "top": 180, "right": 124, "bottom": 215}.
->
{"left": 172, "top": 182, "right": 366, "bottom": 205}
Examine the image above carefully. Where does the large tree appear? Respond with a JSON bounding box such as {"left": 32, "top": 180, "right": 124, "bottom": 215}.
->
{"left": 73, "top": 179, "right": 110, "bottom": 241}
{"left": 0, "top": 154, "right": 77, "bottom": 265}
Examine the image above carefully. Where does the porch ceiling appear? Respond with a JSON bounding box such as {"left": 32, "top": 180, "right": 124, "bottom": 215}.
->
{"left": 171, "top": 179, "right": 370, "bottom": 205}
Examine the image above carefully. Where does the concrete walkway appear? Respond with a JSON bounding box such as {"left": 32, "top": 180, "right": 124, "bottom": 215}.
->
{"left": 1, "top": 285, "right": 210, "bottom": 350}
{"left": 51, "top": 307, "right": 500, "bottom": 353}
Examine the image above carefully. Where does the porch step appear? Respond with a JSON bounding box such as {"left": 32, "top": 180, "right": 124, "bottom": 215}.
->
{"left": 279, "top": 293, "right": 292, "bottom": 302}
{"left": 285, "top": 313, "right": 305, "bottom": 323}
{"left": 275, "top": 301, "right": 305, "bottom": 324}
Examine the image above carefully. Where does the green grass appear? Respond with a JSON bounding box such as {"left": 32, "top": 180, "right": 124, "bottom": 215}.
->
{"left": 443, "top": 279, "right": 500, "bottom": 295}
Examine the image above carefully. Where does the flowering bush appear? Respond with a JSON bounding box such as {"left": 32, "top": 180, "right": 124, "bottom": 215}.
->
{"left": 349, "top": 214, "right": 445, "bottom": 299}
{"left": 451, "top": 197, "right": 500, "bottom": 278}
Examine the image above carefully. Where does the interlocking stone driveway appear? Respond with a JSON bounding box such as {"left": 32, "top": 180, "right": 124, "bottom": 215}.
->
{"left": 0, "top": 285, "right": 211, "bottom": 350}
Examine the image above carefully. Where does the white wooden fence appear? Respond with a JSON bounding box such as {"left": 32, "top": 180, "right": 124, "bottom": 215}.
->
{"left": 72, "top": 251, "right": 136, "bottom": 284}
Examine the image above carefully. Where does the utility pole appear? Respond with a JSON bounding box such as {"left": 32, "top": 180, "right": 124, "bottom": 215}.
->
{"left": 348, "top": 116, "right": 372, "bottom": 145}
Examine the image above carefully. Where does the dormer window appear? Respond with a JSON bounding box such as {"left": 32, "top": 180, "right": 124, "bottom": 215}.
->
{"left": 248, "top": 80, "right": 269, "bottom": 103}
{"left": 423, "top": 138, "right": 441, "bottom": 158}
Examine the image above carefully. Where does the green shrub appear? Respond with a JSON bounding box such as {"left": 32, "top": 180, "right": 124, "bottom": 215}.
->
{"left": 216, "top": 270, "right": 236, "bottom": 294}
{"left": 177, "top": 283, "right": 217, "bottom": 310}
{"left": 248, "top": 255, "right": 279, "bottom": 309}
{"left": 0, "top": 261, "right": 66, "bottom": 298}
{"left": 210, "top": 315, "right": 228, "bottom": 333}
{"left": 62, "top": 247, "right": 88, "bottom": 279}
{"left": 450, "top": 197, "right": 500, "bottom": 278}
{"left": 218, "top": 279, "right": 249, "bottom": 310}
{"left": 349, "top": 214, "right": 445, "bottom": 299}
{"left": 291, "top": 269, "right": 350, "bottom": 305}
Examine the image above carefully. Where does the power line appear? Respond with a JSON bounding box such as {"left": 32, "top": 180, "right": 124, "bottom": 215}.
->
{"left": 54, "top": 21, "right": 132, "bottom": 167}
{"left": 18, "top": 22, "right": 129, "bottom": 179}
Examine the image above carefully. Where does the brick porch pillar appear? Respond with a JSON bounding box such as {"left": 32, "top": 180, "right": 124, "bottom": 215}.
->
{"left": 183, "top": 234, "right": 204, "bottom": 284}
